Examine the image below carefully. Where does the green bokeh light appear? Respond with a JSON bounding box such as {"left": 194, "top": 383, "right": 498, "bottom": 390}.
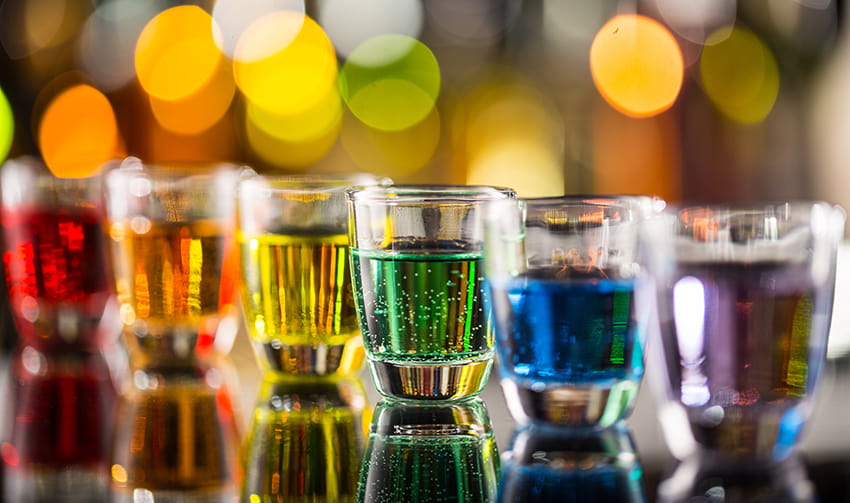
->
{"left": 340, "top": 34, "right": 440, "bottom": 132}
{"left": 0, "top": 86, "right": 13, "bottom": 162}
{"left": 700, "top": 26, "right": 779, "bottom": 124}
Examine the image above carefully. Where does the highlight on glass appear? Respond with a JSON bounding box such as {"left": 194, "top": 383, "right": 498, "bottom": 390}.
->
{"left": 236, "top": 172, "right": 389, "bottom": 376}
{"left": 484, "top": 196, "right": 660, "bottom": 426}
{"left": 646, "top": 202, "right": 845, "bottom": 462}
{"left": 346, "top": 185, "right": 516, "bottom": 401}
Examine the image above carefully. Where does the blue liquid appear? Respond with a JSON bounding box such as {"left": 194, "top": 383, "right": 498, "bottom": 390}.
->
{"left": 500, "top": 458, "right": 645, "bottom": 503}
{"left": 490, "top": 267, "right": 643, "bottom": 386}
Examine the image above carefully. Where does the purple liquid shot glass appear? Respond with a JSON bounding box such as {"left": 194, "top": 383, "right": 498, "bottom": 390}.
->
{"left": 646, "top": 202, "right": 845, "bottom": 463}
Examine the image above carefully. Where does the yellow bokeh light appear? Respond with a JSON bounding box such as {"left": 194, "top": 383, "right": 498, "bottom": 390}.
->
{"left": 111, "top": 464, "right": 128, "bottom": 484}
{"left": 135, "top": 6, "right": 223, "bottom": 102}
{"left": 246, "top": 110, "right": 339, "bottom": 169}
{"left": 234, "top": 12, "right": 338, "bottom": 116}
{"left": 247, "top": 85, "right": 342, "bottom": 143}
{"left": 590, "top": 14, "right": 684, "bottom": 118}
{"left": 340, "top": 107, "right": 440, "bottom": 178}
{"left": 38, "top": 84, "right": 122, "bottom": 178}
{"left": 340, "top": 35, "right": 440, "bottom": 131}
{"left": 149, "top": 61, "right": 236, "bottom": 135}
{"left": 0, "top": 86, "right": 13, "bottom": 162}
{"left": 700, "top": 26, "right": 779, "bottom": 124}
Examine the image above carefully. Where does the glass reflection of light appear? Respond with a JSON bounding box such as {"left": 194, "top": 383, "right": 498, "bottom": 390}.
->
{"left": 657, "top": 452, "right": 815, "bottom": 503}
{"left": 499, "top": 423, "right": 646, "bottom": 503}
{"left": 673, "top": 276, "right": 710, "bottom": 407}
{"left": 243, "top": 375, "right": 367, "bottom": 502}
{"left": 358, "top": 398, "right": 499, "bottom": 502}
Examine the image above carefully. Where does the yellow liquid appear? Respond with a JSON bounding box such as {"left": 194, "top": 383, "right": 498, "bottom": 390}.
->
{"left": 239, "top": 232, "right": 363, "bottom": 374}
{"left": 109, "top": 219, "right": 227, "bottom": 361}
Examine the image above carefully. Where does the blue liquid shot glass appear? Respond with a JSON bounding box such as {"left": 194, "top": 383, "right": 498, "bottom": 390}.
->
{"left": 499, "top": 423, "right": 647, "bottom": 503}
{"left": 484, "top": 196, "right": 659, "bottom": 426}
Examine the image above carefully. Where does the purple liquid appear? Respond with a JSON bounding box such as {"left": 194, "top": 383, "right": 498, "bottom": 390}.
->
{"left": 662, "top": 260, "right": 824, "bottom": 456}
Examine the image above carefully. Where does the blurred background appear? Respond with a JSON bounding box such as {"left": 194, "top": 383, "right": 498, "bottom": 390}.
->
{"left": 3, "top": 0, "right": 850, "bottom": 496}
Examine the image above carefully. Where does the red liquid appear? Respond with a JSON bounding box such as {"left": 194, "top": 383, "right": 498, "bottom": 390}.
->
{"left": 2, "top": 206, "right": 114, "bottom": 349}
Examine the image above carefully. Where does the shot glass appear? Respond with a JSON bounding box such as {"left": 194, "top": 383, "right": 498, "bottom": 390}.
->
{"left": 1, "top": 156, "right": 118, "bottom": 502}
{"left": 346, "top": 185, "right": 515, "bottom": 401}
{"left": 236, "top": 173, "right": 388, "bottom": 375}
{"left": 646, "top": 203, "right": 844, "bottom": 462}
{"left": 104, "top": 158, "right": 241, "bottom": 501}
{"left": 484, "top": 196, "right": 658, "bottom": 426}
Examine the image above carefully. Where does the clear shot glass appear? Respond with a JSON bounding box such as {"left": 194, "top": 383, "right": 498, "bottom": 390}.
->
{"left": 346, "top": 185, "right": 515, "bottom": 401}
{"left": 236, "top": 173, "right": 388, "bottom": 376}
{"left": 646, "top": 202, "right": 844, "bottom": 462}
{"left": 484, "top": 196, "right": 658, "bottom": 426}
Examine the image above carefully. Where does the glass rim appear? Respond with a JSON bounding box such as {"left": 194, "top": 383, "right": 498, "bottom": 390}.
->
{"left": 238, "top": 172, "right": 389, "bottom": 195}
{"left": 105, "top": 156, "right": 240, "bottom": 181}
{"left": 665, "top": 200, "right": 845, "bottom": 220}
{"left": 346, "top": 184, "right": 515, "bottom": 203}
{"left": 514, "top": 194, "right": 664, "bottom": 209}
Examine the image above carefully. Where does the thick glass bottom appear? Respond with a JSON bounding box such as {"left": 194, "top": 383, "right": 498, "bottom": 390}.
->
{"left": 369, "top": 358, "right": 492, "bottom": 401}
{"left": 501, "top": 378, "right": 640, "bottom": 427}
{"left": 257, "top": 339, "right": 365, "bottom": 375}
{"left": 4, "top": 467, "right": 109, "bottom": 503}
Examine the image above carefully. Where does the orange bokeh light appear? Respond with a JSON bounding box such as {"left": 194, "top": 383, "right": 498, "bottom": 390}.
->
{"left": 38, "top": 84, "right": 122, "bottom": 178}
{"left": 590, "top": 14, "right": 684, "bottom": 118}
{"left": 135, "top": 6, "right": 223, "bottom": 102}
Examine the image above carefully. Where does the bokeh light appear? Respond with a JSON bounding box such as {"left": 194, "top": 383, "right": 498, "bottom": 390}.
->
{"left": 590, "top": 14, "right": 684, "bottom": 118}
{"left": 135, "top": 6, "right": 223, "bottom": 102}
{"left": 149, "top": 58, "right": 235, "bottom": 135}
{"left": 341, "top": 107, "right": 440, "bottom": 177}
{"left": 0, "top": 0, "right": 89, "bottom": 60}
{"left": 247, "top": 88, "right": 341, "bottom": 144}
{"left": 234, "top": 12, "right": 338, "bottom": 116}
{"left": 340, "top": 34, "right": 440, "bottom": 131}
{"left": 77, "top": 0, "right": 160, "bottom": 92}
{"left": 462, "top": 79, "right": 564, "bottom": 197}
{"left": 318, "top": 0, "right": 423, "bottom": 58}
{"left": 38, "top": 84, "right": 122, "bottom": 178}
{"left": 212, "top": 0, "right": 305, "bottom": 59}
{"left": 0, "top": 86, "right": 13, "bottom": 162}
{"left": 700, "top": 26, "right": 779, "bottom": 124}
{"left": 246, "top": 111, "right": 340, "bottom": 169}
{"left": 654, "top": 0, "right": 737, "bottom": 44}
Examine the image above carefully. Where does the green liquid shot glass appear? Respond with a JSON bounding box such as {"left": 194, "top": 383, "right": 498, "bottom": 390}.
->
{"left": 346, "top": 185, "right": 515, "bottom": 401}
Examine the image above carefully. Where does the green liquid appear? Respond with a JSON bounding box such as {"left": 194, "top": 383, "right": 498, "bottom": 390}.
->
{"left": 350, "top": 248, "right": 493, "bottom": 364}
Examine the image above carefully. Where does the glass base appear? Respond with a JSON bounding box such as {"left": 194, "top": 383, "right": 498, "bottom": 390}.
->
{"left": 501, "top": 378, "right": 640, "bottom": 427}
{"left": 369, "top": 358, "right": 492, "bottom": 401}
{"left": 258, "top": 340, "right": 364, "bottom": 375}
{"left": 111, "top": 487, "right": 238, "bottom": 503}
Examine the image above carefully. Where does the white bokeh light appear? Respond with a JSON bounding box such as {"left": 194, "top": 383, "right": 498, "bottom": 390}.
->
{"left": 317, "top": 0, "right": 423, "bottom": 58}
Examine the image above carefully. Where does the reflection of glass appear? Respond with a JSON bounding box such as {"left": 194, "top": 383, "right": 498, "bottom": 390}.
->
{"left": 104, "top": 158, "right": 241, "bottom": 501}
{"left": 243, "top": 375, "right": 368, "bottom": 501}
{"left": 347, "top": 185, "right": 515, "bottom": 401}
{"left": 0, "top": 157, "right": 119, "bottom": 502}
{"left": 484, "top": 196, "right": 656, "bottom": 426}
{"left": 357, "top": 398, "right": 499, "bottom": 502}
{"left": 237, "top": 174, "right": 387, "bottom": 375}
{"left": 499, "top": 423, "right": 646, "bottom": 503}
{"left": 648, "top": 203, "right": 844, "bottom": 461}
{"left": 657, "top": 453, "right": 815, "bottom": 503}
